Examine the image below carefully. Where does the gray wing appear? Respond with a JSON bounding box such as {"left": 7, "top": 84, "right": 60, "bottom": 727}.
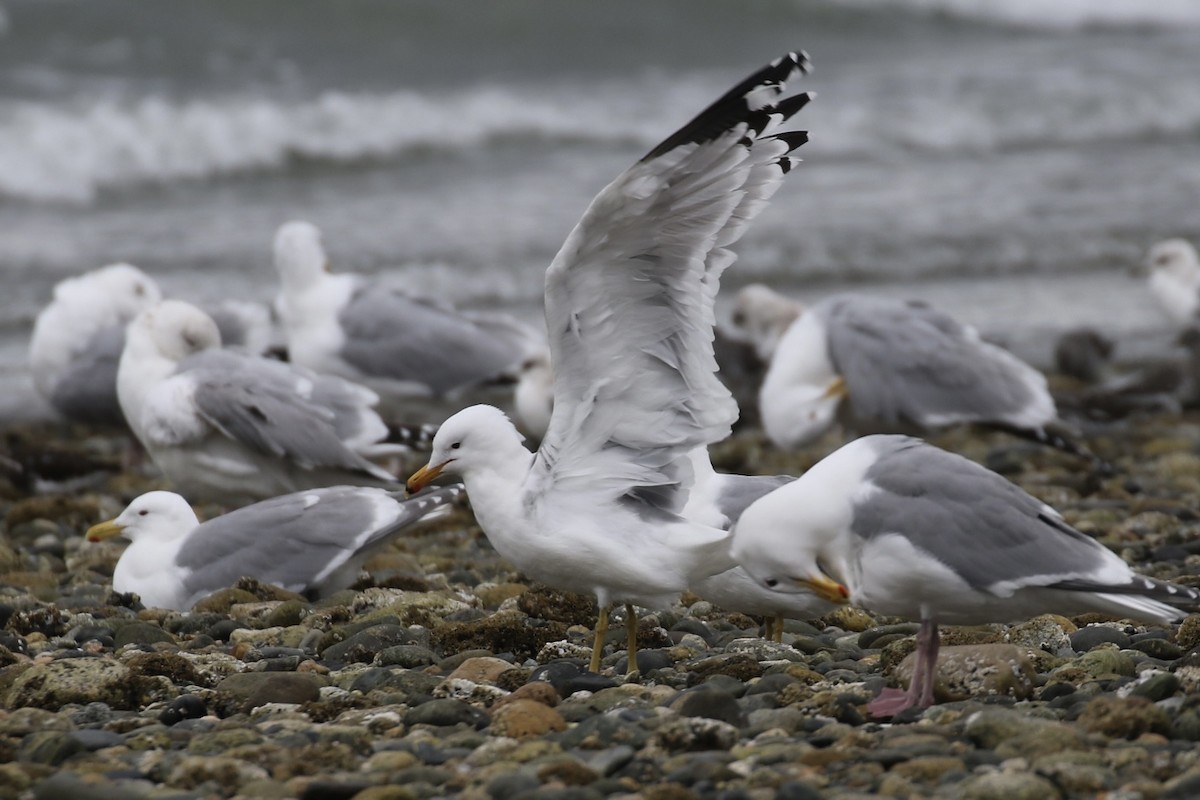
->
{"left": 179, "top": 351, "right": 392, "bottom": 479}
{"left": 531, "top": 53, "right": 812, "bottom": 513}
{"left": 852, "top": 436, "right": 1114, "bottom": 593}
{"left": 715, "top": 472, "right": 793, "bottom": 524}
{"left": 176, "top": 484, "right": 463, "bottom": 599}
{"left": 821, "top": 295, "right": 1049, "bottom": 427}
{"left": 205, "top": 301, "right": 273, "bottom": 355}
{"left": 50, "top": 325, "right": 127, "bottom": 426}
{"left": 338, "top": 284, "right": 527, "bottom": 395}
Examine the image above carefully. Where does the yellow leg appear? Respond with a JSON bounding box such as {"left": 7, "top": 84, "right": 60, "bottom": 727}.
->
{"left": 590, "top": 605, "right": 610, "bottom": 673}
{"left": 772, "top": 614, "right": 784, "bottom": 643}
{"left": 625, "top": 603, "right": 638, "bottom": 676}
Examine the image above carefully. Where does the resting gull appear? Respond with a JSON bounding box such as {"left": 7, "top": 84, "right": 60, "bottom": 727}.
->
{"left": 736, "top": 287, "right": 1089, "bottom": 457}
{"left": 30, "top": 264, "right": 281, "bottom": 428}
{"left": 117, "top": 299, "right": 407, "bottom": 505}
{"left": 272, "top": 220, "right": 539, "bottom": 408}
{"left": 1141, "top": 238, "right": 1200, "bottom": 327}
{"left": 86, "top": 483, "right": 463, "bottom": 610}
{"left": 408, "top": 52, "right": 815, "bottom": 673}
{"left": 731, "top": 433, "right": 1200, "bottom": 716}
{"left": 30, "top": 263, "right": 162, "bottom": 426}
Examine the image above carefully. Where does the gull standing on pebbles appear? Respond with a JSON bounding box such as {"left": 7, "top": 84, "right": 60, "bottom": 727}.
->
{"left": 408, "top": 52, "right": 815, "bottom": 674}
{"left": 30, "top": 263, "right": 162, "bottom": 426}
{"left": 734, "top": 286, "right": 1091, "bottom": 458}
{"left": 1141, "top": 238, "right": 1200, "bottom": 327}
{"left": 272, "top": 220, "right": 538, "bottom": 409}
{"left": 87, "top": 483, "right": 463, "bottom": 610}
{"left": 117, "top": 300, "right": 408, "bottom": 505}
{"left": 731, "top": 433, "right": 1200, "bottom": 716}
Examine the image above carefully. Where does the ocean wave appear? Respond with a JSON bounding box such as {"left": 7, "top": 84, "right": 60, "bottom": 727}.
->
{"left": 0, "top": 86, "right": 648, "bottom": 203}
{"left": 836, "top": 0, "right": 1200, "bottom": 30}
{"left": 2, "top": 64, "right": 1199, "bottom": 204}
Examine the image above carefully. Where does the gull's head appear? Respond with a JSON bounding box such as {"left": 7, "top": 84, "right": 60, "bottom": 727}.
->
{"left": 406, "top": 405, "right": 525, "bottom": 492}
{"left": 89, "top": 263, "right": 163, "bottom": 317}
{"left": 730, "top": 485, "right": 850, "bottom": 606}
{"left": 125, "top": 300, "right": 222, "bottom": 364}
{"left": 762, "top": 377, "right": 845, "bottom": 450}
{"left": 53, "top": 263, "right": 162, "bottom": 320}
{"left": 1142, "top": 239, "right": 1199, "bottom": 282}
{"left": 731, "top": 284, "right": 803, "bottom": 361}
{"left": 273, "top": 221, "right": 329, "bottom": 290}
{"left": 87, "top": 491, "right": 199, "bottom": 545}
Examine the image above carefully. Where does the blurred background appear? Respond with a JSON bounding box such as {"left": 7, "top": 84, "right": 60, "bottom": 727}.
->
{"left": 1, "top": 0, "right": 1198, "bottom": 421}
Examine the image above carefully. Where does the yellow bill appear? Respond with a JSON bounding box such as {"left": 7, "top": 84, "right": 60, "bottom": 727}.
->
{"left": 86, "top": 520, "right": 126, "bottom": 543}
{"left": 406, "top": 460, "right": 447, "bottom": 495}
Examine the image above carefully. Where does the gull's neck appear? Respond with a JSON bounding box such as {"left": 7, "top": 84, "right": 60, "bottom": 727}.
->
{"left": 1149, "top": 269, "right": 1200, "bottom": 326}
{"left": 113, "top": 535, "right": 187, "bottom": 607}
{"left": 116, "top": 337, "right": 178, "bottom": 435}
{"left": 278, "top": 272, "right": 357, "bottom": 368}
{"left": 456, "top": 444, "right": 537, "bottom": 563}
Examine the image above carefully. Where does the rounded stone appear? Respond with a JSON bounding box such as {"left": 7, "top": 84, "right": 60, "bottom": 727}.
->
{"left": 1069, "top": 625, "right": 1131, "bottom": 652}
{"left": 960, "top": 772, "right": 1063, "bottom": 800}
{"left": 404, "top": 698, "right": 490, "bottom": 729}
{"left": 448, "top": 656, "right": 514, "bottom": 684}
{"left": 375, "top": 645, "right": 437, "bottom": 668}
{"left": 7, "top": 657, "right": 165, "bottom": 711}
{"left": 214, "top": 672, "right": 327, "bottom": 712}
{"left": 489, "top": 698, "right": 567, "bottom": 738}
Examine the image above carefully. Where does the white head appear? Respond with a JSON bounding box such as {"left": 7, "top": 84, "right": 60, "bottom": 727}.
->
{"left": 731, "top": 284, "right": 804, "bottom": 361}
{"left": 86, "top": 491, "right": 200, "bottom": 545}
{"left": 61, "top": 263, "right": 163, "bottom": 318}
{"left": 761, "top": 379, "right": 844, "bottom": 449}
{"left": 406, "top": 404, "right": 527, "bottom": 491}
{"left": 273, "top": 221, "right": 329, "bottom": 291}
{"left": 124, "top": 300, "right": 222, "bottom": 365}
{"left": 730, "top": 480, "right": 850, "bottom": 606}
{"left": 1143, "top": 239, "right": 1199, "bottom": 282}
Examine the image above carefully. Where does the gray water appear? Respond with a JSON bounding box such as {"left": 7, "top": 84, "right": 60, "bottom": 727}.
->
{"left": 2, "top": 0, "right": 1199, "bottom": 421}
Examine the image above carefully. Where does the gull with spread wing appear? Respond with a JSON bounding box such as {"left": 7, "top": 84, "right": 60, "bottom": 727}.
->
{"left": 408, "top": 52, "right": 815, "bottom": 673}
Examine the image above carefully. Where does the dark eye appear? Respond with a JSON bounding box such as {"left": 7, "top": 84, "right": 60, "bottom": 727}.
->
{"left": 138, "top": 510, "right": 149, "bottom": 516}
{"left": 732, "top": 311, "right": 746, "bottom": 326}
{"left": 450, "top": 442, "right": 461, "bottom": 450}
{"left": 765, "top": 578, "right": 778, "bottom": 588}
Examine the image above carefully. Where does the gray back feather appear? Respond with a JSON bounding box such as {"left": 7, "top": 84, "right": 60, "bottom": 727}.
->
{"left": 338, "top": 284, "right": 525, "bottom": 396}
{"left": 851, "top": 436, "right": 1110, "bottom": 591}
{"left": 820, "top": 296, "right": 1042, "bottom": 426}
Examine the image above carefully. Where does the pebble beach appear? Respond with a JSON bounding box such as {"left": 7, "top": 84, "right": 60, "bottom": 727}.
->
{"left": 2, "top": 398, "right": 1199, "bottom": 800}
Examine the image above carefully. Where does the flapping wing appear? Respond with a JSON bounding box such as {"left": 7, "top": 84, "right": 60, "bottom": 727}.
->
{"left": 532, "top": 52, "right": 813, "bottom": 511}
{"left": 822, "top": 296, "right": 1054, "bottom": 429}
{"left": 339, "top": 283, "right": 527, "bottom": 396}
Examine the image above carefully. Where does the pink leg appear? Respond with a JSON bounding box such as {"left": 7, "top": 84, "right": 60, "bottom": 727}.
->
{"left": 868, "top": 618, "right": 940, "bottom": 718}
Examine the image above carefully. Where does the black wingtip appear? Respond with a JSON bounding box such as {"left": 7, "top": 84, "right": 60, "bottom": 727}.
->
{"left": 640, "top": 50, "right": 812, "bottom": 163}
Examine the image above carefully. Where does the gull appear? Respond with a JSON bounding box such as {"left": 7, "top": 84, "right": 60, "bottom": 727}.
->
{"left": 87, "top": 484, "right": 463, "bottom": 610}
{"left": 272, "top": 220, "right": 539, "bottom": 410}
{"left": 30, "top": 264, "right": 278, "bottom": 428}
{"left": 407, "top": 51, "right": 815, "bottom": 674}
{"left": 731, "top": 433, "right": 1200, "bottom": 716}
{"left": 1141, "top": 238, "right": 1200, "bottom": 327}
{"left": 117, "top": 299, "right": 407, "bottom": 505}
{"left": 735, "top": 286, "right": 1090, "bottom": 457}
{"left": 30, "top": 263, "right": 162, "bottom": 427}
